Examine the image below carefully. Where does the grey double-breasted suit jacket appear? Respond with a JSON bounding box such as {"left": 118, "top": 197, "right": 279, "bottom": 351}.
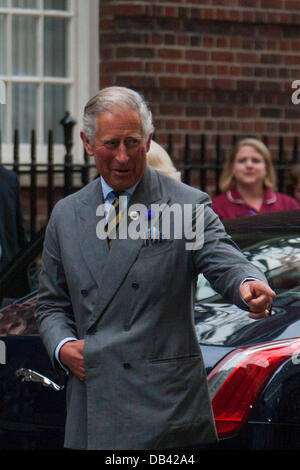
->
{"left": 35, "top": 165, "right": 267, "bottom": 450}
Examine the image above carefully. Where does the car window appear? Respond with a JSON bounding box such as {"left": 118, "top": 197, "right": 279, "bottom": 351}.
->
{"left": 196, "top": 236, "right": 300, "bottom": 303}
{"left": 0, "top": 251, "right": 42, "bottom": 308}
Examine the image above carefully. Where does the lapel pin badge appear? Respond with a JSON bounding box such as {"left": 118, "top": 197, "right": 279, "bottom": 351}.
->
{"left": 129, "top": 210, "right": 139, "bottom": 221}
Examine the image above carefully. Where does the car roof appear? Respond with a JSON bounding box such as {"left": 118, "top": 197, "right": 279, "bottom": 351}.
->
{"left": 224, "top": 210, "right": 300, "bottom": 248}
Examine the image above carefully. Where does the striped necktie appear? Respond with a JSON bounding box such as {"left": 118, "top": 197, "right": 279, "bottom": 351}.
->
{"left": 106, "top": 192, "right": 120, "bottom": 248}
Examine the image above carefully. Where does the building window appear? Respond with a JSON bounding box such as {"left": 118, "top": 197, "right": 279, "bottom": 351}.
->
{"left": 0, "top": 0, "right": 99, "bottom": 162}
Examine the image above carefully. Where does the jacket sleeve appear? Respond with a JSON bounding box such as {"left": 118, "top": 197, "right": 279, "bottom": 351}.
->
{"left": 34, "top": 206, "right": 78, "bottom": 370}
{"left": 191, "top": 194, "right": 268, "bottom": 310}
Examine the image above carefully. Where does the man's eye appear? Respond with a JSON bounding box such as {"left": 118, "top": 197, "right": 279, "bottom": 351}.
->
{"left": 104, "top": 140, "right": 119, "bottom": 149}
{"left": 125, "top": 138, "right": 140, "bottom": 147}
{"left": 102, "top": 138, "right": 141, "bottom": 149}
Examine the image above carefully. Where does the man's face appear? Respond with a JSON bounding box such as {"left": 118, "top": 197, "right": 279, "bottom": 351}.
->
{"left": 81, "top": 107, "right": 152, "bottom": 192}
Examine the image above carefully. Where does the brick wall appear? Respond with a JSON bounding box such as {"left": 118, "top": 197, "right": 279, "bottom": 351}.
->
{"left": 99, "top": 0, "right": 300, "bottom": 193}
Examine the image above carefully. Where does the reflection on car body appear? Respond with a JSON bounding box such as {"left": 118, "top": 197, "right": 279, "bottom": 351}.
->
{"left": 0, "top": 210, "right": 300, "bottom": 449}
{"left": 196, "top": 234, "right": 300, "bottom": 303}
{"left": 0, "top": 294, "right": 38, "bottom": 336}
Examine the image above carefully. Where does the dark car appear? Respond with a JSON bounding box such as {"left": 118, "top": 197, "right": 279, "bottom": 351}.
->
{"left": 197, "top": 210, "right": 300, "bottom": 450}
{"left": 0, "top": 210, "right": 300, "bottom": 449}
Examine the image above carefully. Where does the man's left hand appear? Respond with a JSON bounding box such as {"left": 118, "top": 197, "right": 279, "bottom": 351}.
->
{"left": 240, "top": 280, "right": 276, "bottom": 320}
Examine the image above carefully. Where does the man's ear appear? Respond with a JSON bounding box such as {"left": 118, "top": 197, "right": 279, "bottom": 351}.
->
{"left": 80, "top": 131, "right": 94, "bottom": 156}
{"left": 146, "top": 133, "right": 153, "bottom": 153}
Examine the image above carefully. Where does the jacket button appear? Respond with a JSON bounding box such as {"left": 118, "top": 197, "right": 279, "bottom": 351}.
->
{"left": 123, "top": 363, "right": 131, "bottom": 369}
{"left": 132, "top": 283, "right": 139, "bottom": 289}
{"left": 81, "top": 289, "right": 88, "bottom": 297}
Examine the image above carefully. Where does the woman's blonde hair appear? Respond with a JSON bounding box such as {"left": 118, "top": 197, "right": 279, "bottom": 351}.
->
{"left": 147, "top": 140, "right": 181, "bottom": 181}
{"left": 219, "top": 137, "right": 277, "bottom": 193}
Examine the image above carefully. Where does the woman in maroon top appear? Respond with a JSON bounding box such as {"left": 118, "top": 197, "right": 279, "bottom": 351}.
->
{"left": 212, "top": 138, "right": 299, "bottom": 220}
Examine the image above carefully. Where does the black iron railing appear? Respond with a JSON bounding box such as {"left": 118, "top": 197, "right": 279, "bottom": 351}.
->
{"left": 173, "top": 133, "right": 300, "bottom": 194}
{"left": 1, "top": 113, "right": 300, "bottom": 239}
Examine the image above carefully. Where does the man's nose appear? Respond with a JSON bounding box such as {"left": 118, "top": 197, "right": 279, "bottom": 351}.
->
{"left": 115, "top": 142, "right": 129, "bottom": 163}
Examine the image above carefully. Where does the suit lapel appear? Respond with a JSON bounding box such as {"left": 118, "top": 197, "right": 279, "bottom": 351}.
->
{"left": 85, "top": 166, "right": 170, "bottom": 331}
{"left": 76, "top": 178, "right": 109, "bottom": 289}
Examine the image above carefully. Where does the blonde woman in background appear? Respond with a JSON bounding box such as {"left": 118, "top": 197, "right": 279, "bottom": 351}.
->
{"left": 212, "top": 137, "right": 299, "bottom": 220}
{"left": 147, "top": 140, "right": 181, "bottom": 181}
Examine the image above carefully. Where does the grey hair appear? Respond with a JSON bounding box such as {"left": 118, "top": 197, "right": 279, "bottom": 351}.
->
{"left": 82, "top": 86, "right": 154, "bottom": 142}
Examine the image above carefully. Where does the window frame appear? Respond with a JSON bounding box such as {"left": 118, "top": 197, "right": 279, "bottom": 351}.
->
{"left": 0, "top": 0, "right": 99, "bottom": 163}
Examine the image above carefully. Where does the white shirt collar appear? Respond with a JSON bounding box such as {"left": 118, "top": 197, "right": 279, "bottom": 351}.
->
{"left": 100, "top": 176, "right": 139, "bottom": 201}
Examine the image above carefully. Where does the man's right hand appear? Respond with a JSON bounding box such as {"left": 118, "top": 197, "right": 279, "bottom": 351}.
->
{"left": 60, "top": 339, "right": 85, "bottom": 382}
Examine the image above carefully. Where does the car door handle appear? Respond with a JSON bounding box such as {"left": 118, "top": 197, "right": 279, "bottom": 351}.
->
{"left": 16, "top": 368, "right": 64, "bottom": 392}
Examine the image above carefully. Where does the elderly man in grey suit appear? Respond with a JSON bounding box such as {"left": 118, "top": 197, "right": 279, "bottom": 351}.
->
{"left": 35, "top": 86, "right": 275, "bottom": 450}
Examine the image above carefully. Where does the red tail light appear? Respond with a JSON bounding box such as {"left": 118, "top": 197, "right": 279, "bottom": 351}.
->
{"left": 207, "top": 338, "right": 300, "bottom": 438}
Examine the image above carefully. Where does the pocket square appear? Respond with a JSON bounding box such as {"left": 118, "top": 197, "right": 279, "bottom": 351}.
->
{"left": 143, "top": 226, "right": 163, "bottom": 247}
